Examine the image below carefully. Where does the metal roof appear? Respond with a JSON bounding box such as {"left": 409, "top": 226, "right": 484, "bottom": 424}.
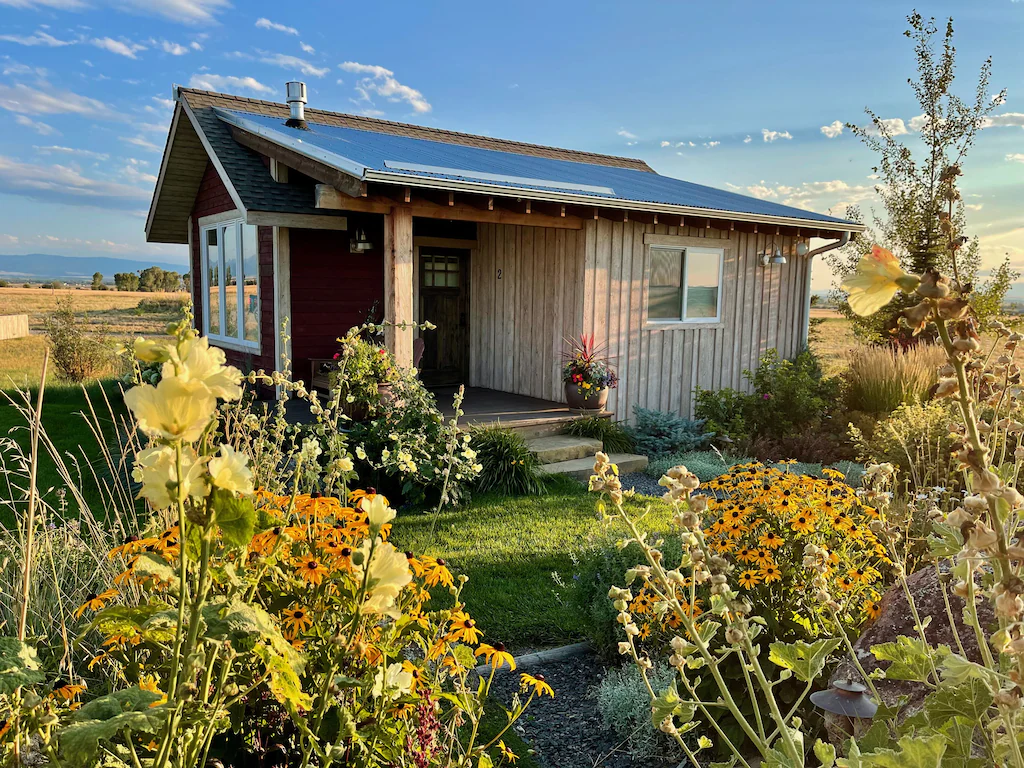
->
{"left": 215, "top": 107, "right": 860, "bottom": 230}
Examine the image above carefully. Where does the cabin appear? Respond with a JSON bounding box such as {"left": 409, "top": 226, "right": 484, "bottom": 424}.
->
{"left": 145, "top": 81, "right": 864, "bottom": 425}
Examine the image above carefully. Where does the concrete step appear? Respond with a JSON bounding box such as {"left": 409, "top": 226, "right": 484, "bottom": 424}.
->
{"left": 527, "top": 435, "right": 603, "bottom": 463}
{"left": 538, "top": 452, "right": 649, "bottom": 482}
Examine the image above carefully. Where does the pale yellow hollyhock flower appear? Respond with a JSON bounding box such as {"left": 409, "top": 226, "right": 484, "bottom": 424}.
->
{"left": 208, "top": 444, "right": 254, "bottom": 495}
{"left": 165, "top": 336, "right": 243, "bottom": 401}
{"left": 359, "top": 539, "right": 412, "bottom": 619}
{"left": 364, "top": 494, "right": 396, "bottom": 530}
{"left": 132, "top": 445, "right": 210, "bottom": 509}
{"left": 840, "top": 245, "right": 921, "bottom": 316}
{"left": 124, "top": 376, "right": 217, "bottom": 443}
{"left": 372, "top": 662, "right": 414, "bottom": 700}
{"left": 133, "top": 337, "right": 171, "bottom": 364}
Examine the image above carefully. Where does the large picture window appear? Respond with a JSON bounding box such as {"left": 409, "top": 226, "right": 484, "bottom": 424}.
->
{"left": 201, "top": 218, "right": 260, "bottom": 349}
{"left": 647, "top": 245, "right": 723, "bottom": 323}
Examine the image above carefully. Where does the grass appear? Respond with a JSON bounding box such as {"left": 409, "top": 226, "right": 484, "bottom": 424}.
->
{"left": 391, "top": 476, "right": 672, "bottom": 650}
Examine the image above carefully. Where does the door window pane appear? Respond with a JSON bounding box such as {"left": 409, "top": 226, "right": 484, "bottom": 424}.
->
{"left": 206, "top": 228, "right": 220, "bottom": 335}
{"left": 685, "top": 251, "right": 721, "bottom": 319}
{"left": 241, "top": 224, "right": 259, "bottom": 342}
{"left": 648, "top": 248, "right": 683, "bottom": 320}
{"left": 222, "top": 224, "right": 238, "bottom": 338}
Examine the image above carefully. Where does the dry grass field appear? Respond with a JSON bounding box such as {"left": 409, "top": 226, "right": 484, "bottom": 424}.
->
{"left": 0, "top": 286, "right": 188, "bottom": 387}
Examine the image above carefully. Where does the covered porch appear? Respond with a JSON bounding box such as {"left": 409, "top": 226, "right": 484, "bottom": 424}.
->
{"left": 434, "top": 386, "right": 604, "bottom": 435}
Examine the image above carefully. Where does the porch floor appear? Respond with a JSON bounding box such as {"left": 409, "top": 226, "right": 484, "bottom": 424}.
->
{"left": 434, "top": 386, "right": 589, "bottom": 432}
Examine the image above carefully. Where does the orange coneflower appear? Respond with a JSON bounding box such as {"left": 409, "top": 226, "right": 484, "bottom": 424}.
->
{"left": 281, "top": 605, "right": 313, "bottom": 638}
{"left": 447, "top": 610, "right": 482, "bottom": 645}
{"left": 760, "top": 564, "right": 782, "bottom": 583}
{"left": 74, "top": 588, "right": 118, "bottom": 618}
{"left": 738, "top": 570, "right": 762, "bottom": 589}
{"left": 294, "top": 554, "right": 330, "bottom": 586}
{"left": 519, "top": 673, "right": 554, "bottom": 698}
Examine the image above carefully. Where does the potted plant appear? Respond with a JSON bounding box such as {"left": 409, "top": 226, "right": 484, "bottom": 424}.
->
{"left": 332, "top": 333, "right": 400, "bottom": 421}
{"left": 562, "top": 333, "right": 617, "bottom": 411}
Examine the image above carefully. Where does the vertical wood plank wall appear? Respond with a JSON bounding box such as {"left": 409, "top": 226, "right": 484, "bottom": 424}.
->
{"left": 470, "top": 219, "right": 810, "bottom": 420}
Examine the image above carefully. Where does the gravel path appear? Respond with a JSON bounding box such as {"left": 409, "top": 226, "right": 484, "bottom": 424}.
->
{"left": 619, "top": 472, "right": 662, "bottom": 498}
{"left": 488, "top": 649, "right": 674, "bottom": 768}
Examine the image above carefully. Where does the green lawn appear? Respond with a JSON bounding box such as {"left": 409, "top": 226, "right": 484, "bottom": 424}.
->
{"left": 0, "top": 379, "right": 130, "bottom": 527}
{"left": 391, "top": 478, "right": 673, "bottom": 650}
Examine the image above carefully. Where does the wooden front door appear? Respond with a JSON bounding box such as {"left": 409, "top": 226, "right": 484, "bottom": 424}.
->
{"left": 419, "top": 247, "right": 469, "bottom": 386}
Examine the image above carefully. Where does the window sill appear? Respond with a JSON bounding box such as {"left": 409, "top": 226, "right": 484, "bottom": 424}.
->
{"left": 207, "top": 335, "right": 261, "bottom": 354}
{"left": 644, "top": 320, "right": 724, "bottom": 331}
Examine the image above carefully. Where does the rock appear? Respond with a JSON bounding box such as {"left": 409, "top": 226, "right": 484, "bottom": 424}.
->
{"left": 831, "top": 565, "right": 994, "bottom": 720}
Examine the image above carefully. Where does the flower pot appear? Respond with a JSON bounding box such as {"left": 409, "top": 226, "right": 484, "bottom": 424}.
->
{"left": 564, "top": 382, "right": 608, "bottom": 411}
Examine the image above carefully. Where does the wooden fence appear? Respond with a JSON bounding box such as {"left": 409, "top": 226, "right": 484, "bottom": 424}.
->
{"left": 0, "top": 314, "right": 30, "bottom": 341}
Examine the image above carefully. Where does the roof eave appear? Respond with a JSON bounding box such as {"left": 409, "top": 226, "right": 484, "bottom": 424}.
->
{"left": 363, "top": 169, "right": 866, "bottom": 233}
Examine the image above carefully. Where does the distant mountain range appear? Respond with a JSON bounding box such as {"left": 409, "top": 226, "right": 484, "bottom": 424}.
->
{"left": 0, "top": 254, "right": 187, "bottom": 281}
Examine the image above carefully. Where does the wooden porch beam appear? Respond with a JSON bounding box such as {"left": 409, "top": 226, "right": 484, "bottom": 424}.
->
{"left": 531, "top": 201, "right": 566, "bottom": 218}
{"left": 383, "top": 206, "right": 414, "bottom": 368}
{"left": 230, "top": 126, "right": 366, "bottom": 198}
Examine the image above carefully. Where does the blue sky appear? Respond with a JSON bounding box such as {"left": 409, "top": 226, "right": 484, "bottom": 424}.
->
{"left": 0, "top": 0, "right": 1021, "bottom": 290}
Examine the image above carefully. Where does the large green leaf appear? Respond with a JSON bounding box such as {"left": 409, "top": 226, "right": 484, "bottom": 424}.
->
{"left": 253, "top": 644, "right": 312, "bottom": 714}
{"left": 202, "top": 598, "right": 303, "bottom": 675}
{"left": 814, "top": 739, "right": 837, "bottom": 768}
{"left": 870, "top": 637, "right": 949, "bottom": 683}
{"left": 939, "top": 654, "right": 1000, "bottom": 688}
{"left": 132, "top": 552, "right": 178, "bottom": 588}
{"left": 650, "top": 681, "right": 696, "bottom": 728}
{"left": 60, "top": 687, "right": 165, "bottom": 767}
{"left": 0, "top": 637, "right": 44, "bottom": 694}
{"left": 938, "top": 716, "right": 987, "bottom": 768}
{"left": 768, "top": 639, "right": 842, "bottom": 683}
{"left": 89, "top": 602, "right": 172, "bottom": 641}
{"left": 924, "top": 678, "right": 993, "bottom": 726}
{"left": 838, "top": 734, "right": 946, "bottom": 768}
{"left": 927, "top": 524, "right": 964, "bottom": 558}
{"left": 211, "top": 488, "right": 256, "bottom": 548}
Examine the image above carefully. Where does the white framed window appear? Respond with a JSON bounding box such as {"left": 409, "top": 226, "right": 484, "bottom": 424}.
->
{"left": 200, "top": 218, "right": 260, "bottom": 350}
{"left": 647, "top": 245, "right": 723, "bottom": 323}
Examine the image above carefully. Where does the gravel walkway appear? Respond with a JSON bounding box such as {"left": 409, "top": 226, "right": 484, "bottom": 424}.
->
{"left": 619, "top": 472, "right": 662, "bottom": 498}
{"left": 488, "top": 648, "right": 674, "bottom": 768}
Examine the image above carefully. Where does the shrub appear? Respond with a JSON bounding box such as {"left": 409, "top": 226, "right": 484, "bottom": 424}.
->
{"left": 469, "top": 425, "right": 544, "bottom": 496}
{"left": 646, "top": 449, "right": 751, "bottom": 482}
{"left": 848, "top": 400, "right": 958, "bottom": 490}
{"left": 844, "top": 343, "right": 944, "bottom": 415}
{"left": 596, "top": 664, "right": 684, "bottom": 763}
{"left": 0, "top": 279, "right": 8, "bottom": 287}
{"left": 627, "top": 406, "right": 711, "bottom": 457}
{"left": 693, "top": 386, "right": 751, "bottom": 442}
{"left": 562, "top": 415, "right": 634, "bottom": 453}
{"left": 136, "top": 296, "right": 188, "bottom": 314}
{"left": 42, "top": 295, "right": 113, "bottom": 382}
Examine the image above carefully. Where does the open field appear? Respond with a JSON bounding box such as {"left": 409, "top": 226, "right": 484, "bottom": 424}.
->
{"left": 0, "top": 286, "right": 187, "bottom": 388}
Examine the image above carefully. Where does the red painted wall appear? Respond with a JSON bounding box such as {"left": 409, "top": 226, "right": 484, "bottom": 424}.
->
{"left": 189, "top": 161, "right": 275, "bottom": 391}
{"left": 289, "top": 217, "right": 384, "bottom": 386}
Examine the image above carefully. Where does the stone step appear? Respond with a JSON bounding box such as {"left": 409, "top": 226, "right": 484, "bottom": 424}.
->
{"left": 538, "top": 453, "right": 649, "bottom": 482}
{"left": 527, "top": 435, "right": 603, "bottom": 464}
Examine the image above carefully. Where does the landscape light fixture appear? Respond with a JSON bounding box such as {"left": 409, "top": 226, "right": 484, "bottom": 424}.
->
{"left": 810, "top": 679, "right": 878, "bottom": 724}
{"left": 759, "top": 242, "right": 787, "bottom": 266}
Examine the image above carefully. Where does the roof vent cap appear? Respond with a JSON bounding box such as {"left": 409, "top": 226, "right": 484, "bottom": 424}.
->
{"left": 285, "top": 81, "right": 308, "bottom": 129}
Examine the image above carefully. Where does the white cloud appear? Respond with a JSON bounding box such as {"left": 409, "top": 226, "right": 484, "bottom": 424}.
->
{"left": 15, "top": 113, "right": 58, "bottom": 135}
{"left": 659, "top": 140, "right": 670, "bottom": 147}
{"left": 820, "top": 120, "right": 843, "bottom": 138}
{"left": 616, "top": 128, "right": 637, "bottom": 140}
{"left": 966, "top": 203, "right": 984, "bottom": 211}
{"left": 705, "top": 141, "right": 720, "bottom": 148}
{"left": 339, "top": 61, "right": 431, "bottom": 113}
{"left": 255, "top": 17, "right": 299, "bottom": 35}
{"left": 260, "top": 53, "right": 329, "bottom": 77}
{"left": 114, "top": 0, "right": 230, "bottom": 24}
{"left": 907, "top": 114, "right": 931, "bottom": 132}
{"left": 299, "top": 41, "right": 314, "bottom": 54}
{"left": 732, "top": 178, "right": 875, "bottom": 215}
{"left": 761, "top": 128, "right": 793, "bottom": 143}
{"left": 91, "top": 36, "right": 146, "bottom": 58}
{"left": 0, "top": 0, "right": 87, "bottom": 9}
{"left": 985, "top": 113, "right": 1024, "bottom": 129}
{"left": 1007, "top": 153, "right": 1024, "bottom": 164}
{"left": 864, "top": 117, "right": 909, "bottom": 137}
{"left": 2, "top": 61, "right": 48, "bottom": 76}
{"left": 34, "top": 144, "right": 109, "bottom": 160}
{"left": 160, "top": 40, "right": 189, "bottom": 55}
{"left": 187, "top": 73, "right": 274, "bottom": 95}
{"left": 0, "top": 82, "right": 117, "bottom": 119}
{"left": 190, "top": 40, "right": 202, "bottom": 51}
{"left": 0, "top": 29, "right": 76, "bottom": 46}
{"left": 0, "top": 154, "right": 150, "bottom": 209}
{"left": 122, "top": 163, "right": 157, "bottom": 184}
{"left": 121, "top": 134, "right": 161, "bottom": 152}
{"left": 151, "top": 96, "right": 175, "bottom": 110}
{"left": 743, "top": 135, "right": 752, "bottom": 144}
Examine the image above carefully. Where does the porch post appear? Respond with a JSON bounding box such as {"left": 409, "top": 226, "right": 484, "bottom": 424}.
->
{"left": 383, "top": 206, "right": 414, "bottom": 367}
{"left": 272, "top": 225, "right": 292, "bottom": 397}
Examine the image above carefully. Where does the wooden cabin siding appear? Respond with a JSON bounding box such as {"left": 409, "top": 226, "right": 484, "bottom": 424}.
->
{"left": 469, "top": 218, "right": 810, "bottom": 420}
{"left": 469, "top": 223, "right": 584, "bottom": 403}
{"left": 580, "top": 219, "right": 810, "bottom": 420}
{"left": 288, "top": 221, "right": 385, "bottom": 386}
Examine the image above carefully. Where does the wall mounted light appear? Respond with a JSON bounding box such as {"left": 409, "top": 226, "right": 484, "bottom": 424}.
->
{"left": 759, "top": 244, "right": 787, "bottom": 266}
{"left": 349, "top": 228, "right": 374, "bottom": 253}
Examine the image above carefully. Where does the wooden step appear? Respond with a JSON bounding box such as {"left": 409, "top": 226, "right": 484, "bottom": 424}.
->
{"left": 538, "top": 453, "right": 649, "bottom": 482}
{"left": 527, "top": 435, "right": 603, "bottom": 464}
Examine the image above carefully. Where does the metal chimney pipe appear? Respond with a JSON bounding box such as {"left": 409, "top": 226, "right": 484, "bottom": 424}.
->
{"left": 285, "top": 81, "right": 308, "bottom": 129}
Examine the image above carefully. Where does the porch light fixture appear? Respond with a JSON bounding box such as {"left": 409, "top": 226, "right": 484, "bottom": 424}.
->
{"left": 810, "top": 679, "right": 878, "bottom": 720}
{"left": 759, "top": 243, "right": 787, "bottom": 266}
{"left": 350, "top": 227, "right": 374, "bottom": 253}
